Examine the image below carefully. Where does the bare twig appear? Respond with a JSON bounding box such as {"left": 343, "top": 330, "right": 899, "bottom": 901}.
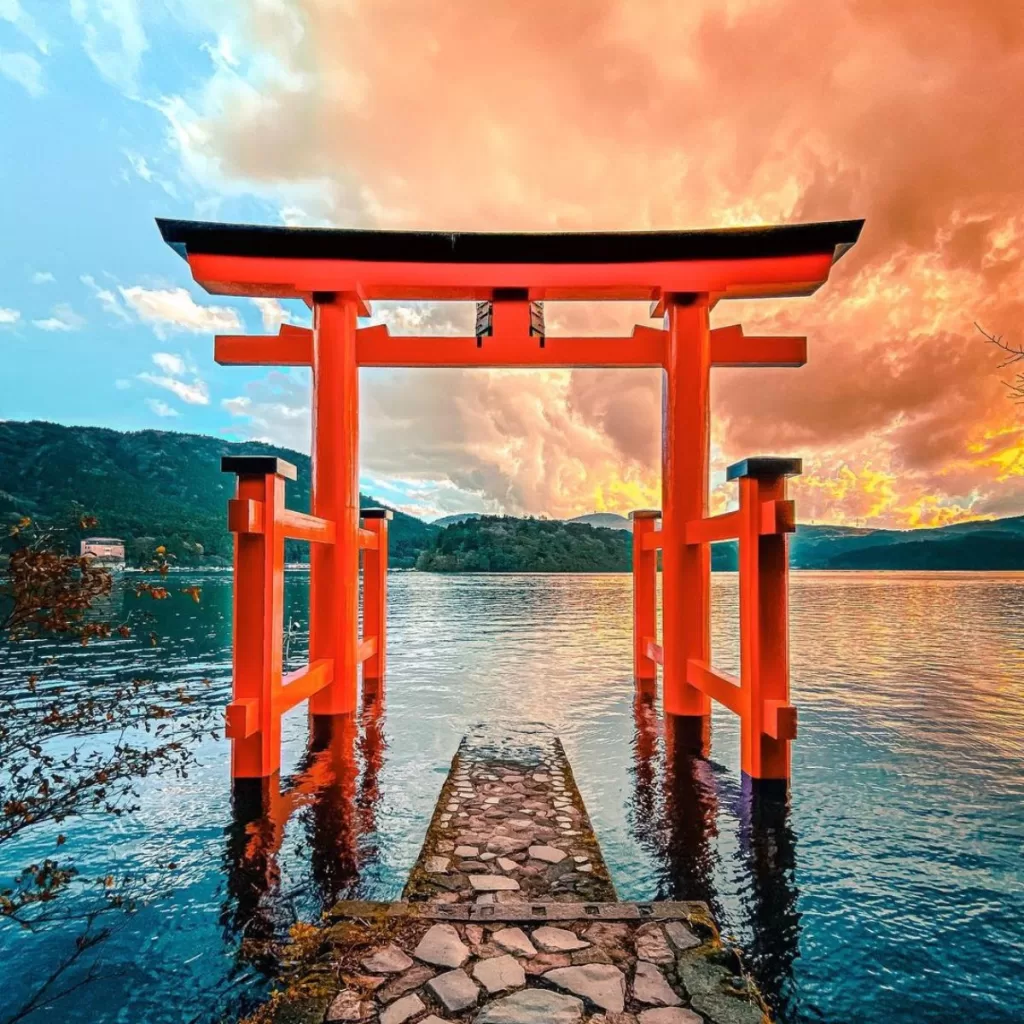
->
{"left": 0, "top": 509, "right": 213, "bottom": 1021}
{"left": 2, "top": 915, "right": 110, "bottom": 1024}
{"left": 976, "top": 322, "right": 1024, "bottom": 402}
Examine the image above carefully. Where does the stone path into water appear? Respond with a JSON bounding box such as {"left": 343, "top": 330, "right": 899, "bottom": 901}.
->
{"left": 403, "top": 734, "right": 616, "bottom": 905}
{"left": 308, "top": 733, "right": 768, "bottom": 1024}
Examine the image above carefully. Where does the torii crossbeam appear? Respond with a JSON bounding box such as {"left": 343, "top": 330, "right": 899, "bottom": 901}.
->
{"left": 158, "top": 217, "right": 863, "bottom": 786}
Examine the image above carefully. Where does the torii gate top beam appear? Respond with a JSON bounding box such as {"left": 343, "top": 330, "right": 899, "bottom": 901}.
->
{"left": 157, "top": 218, "right": 863, "bottom": 303}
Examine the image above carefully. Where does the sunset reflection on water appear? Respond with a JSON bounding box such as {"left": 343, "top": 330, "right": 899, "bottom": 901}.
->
{"left": 1, "top": 570, "right": 1021, "bottom": 1024}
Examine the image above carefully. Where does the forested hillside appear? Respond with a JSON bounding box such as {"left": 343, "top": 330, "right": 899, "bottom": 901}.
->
{"left": 2, "top": 421, "right": 1021, "bottom": 571}
{"left": 415, "top": 515, "right": 633, "bottom": 572}
{"left": 0, "top": 420, "right": 437, "bottom": 566}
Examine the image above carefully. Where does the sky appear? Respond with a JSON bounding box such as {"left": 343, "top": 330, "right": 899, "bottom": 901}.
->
{"left": 1, "top": 0, "right": 1022, "bottom": 526}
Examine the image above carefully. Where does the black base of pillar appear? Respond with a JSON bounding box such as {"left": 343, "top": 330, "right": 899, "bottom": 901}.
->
{"left": 665, "top": 712, "right": 711, "bottom": 759}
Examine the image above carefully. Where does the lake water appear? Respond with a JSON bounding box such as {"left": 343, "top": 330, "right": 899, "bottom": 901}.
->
{"left": 1, "top": 571, "right": 1022, "bottom": 1024}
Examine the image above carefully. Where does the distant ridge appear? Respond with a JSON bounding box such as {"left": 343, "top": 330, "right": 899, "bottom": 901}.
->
{"left": 2, "top": 420, "right": 1021, "bottom": 571}
{"left": 433, "top": 513, "right": 482, "bottom": 527}
{"left": 0, "top": 420, "right": 438, "bottom": 567}
{"left": 567, "top": 512, "right": 632, "bottom": 532}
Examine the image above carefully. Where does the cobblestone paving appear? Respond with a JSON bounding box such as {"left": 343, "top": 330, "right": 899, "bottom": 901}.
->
{"left": 322, "top": 907, "right": 766, "bottom": 1023}
{"left": 404, "top": 734, "right": 616, "bottom": 905}
{"left": 310, "top": 735, "right": 769, "bottom": 1024}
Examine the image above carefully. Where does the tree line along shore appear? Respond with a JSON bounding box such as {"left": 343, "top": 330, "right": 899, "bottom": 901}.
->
{"left": 3, "top": 420, "right": 1023, "bottom": 572}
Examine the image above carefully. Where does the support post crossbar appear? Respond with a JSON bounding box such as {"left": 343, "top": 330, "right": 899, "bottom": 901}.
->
{"left": 360, "top": 509, "right": 392, "bottom": 686}
{"left": 355, "top": 322, "right": 669, "bottom": 368}
{"left": 630, "top": 510, "right": 661, "bottom": 681}
{"left": 221, "top": 456, "right": 390, "bottom": 778}
{"left": 630, "top": 455, "right": 802, "bottom": 782}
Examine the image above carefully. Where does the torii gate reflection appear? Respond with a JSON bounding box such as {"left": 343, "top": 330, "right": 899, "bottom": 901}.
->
{"left": 159, "top": 217, "right": 862, "bottom": 790}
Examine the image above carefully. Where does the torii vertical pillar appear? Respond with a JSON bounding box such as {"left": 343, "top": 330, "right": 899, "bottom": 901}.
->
{"left": 662, "top": 295, "right": 712, "bottom": 749}
{"left": 310, "top": 295, "right": 360, "bottom": 716}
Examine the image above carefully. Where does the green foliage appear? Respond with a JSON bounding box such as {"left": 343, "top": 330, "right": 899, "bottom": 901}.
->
{"left": 416, "top": 515, "right": 633, "bottom": 572}
{"left": 0, "top": 421, "right": 437, "bottom": 568}
{"left": 0, "top": 510, "right": 215, "bottom": 1023}
{"left": 4, "top": 420, "right": 1022, "bottom": 573}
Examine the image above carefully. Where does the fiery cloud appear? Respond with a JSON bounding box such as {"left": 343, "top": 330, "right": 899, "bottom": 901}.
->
{"left": 175, "top": 0, "right": 1024, "bottom": 523}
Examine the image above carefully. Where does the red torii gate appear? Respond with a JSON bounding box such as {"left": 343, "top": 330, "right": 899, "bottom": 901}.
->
{"left": 158, "top": 217, "right": 862, "bottom": 785}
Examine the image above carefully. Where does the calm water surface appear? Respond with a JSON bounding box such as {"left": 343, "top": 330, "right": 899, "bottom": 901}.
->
{"left": 1, "top": 571, "right": 1022, "bottom": 1023}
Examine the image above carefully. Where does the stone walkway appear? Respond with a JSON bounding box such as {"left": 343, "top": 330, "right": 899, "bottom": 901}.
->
{"left": 404, "top": 734, "right": 616, "bottom": 905}
{"left": 306, "top": 734, "right": 769, "bottom": 1024}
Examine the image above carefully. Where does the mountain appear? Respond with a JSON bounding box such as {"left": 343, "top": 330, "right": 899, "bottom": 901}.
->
{"left": 433, "top": 513, "right": 482, "bottom": 527}
{"left": 0, "top": 420, "right": 438, "bottom": 567}
{"left": 567, "top": 512, "right": 632, "bottom": 532}
{"left": 2, "top": 421, "right": 1021, "bottom": 572}
{"left": 703, "top": 518, "right": 1024, "bottom": 570}
{"left": 792, "top": 517, "right": 1024, "bottom": 568}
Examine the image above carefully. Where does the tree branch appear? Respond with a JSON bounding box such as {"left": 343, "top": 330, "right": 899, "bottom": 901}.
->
{"left": 976, "top": 322, "right": 1024, "bottom": 401}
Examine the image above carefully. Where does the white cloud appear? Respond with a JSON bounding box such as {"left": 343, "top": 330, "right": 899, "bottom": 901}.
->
{"left": 251, "top": 297, "right": 293, "bottom": 333}
{"left": 119, "top": 285, "right": 242, "bottom": 339}
{"left": 200, "top": 33, "right": 239, "bottom": 71}
{"left": 0, "top": 1, "right": 49, "bottom": 53}
{"left": 146, "top": 398, "right": 179, "bottom": 418}
{"left": 69, "top": 0, "right": 147, "bottom": 96}
{"left": 0, "top": 51, "right": 44, "bottom": 97}
{"left": 151, "top": 351, "right": 187, "bottom": 376}
{"left": 122, "top": 149, "right": 178, "bottom": 197}
{"left": 138, "top": 372, "right": 209, "bottom": 405}
{"left": 0, "top": 307, "right": 20, "bottom": 325}
{"left": 81, "top": 274, "right": 131, "bottom": 321}
{"left": 222, "top": 372, "right": 311, "bottom": 453}
{"left": 31, "top": 271, "right": 54, "bottom": 284}
{"left": 141, "top": 342, "right": 209, "bottom": 407}
{"left": 33, "top": 304, "right": 86, "bottom": 332}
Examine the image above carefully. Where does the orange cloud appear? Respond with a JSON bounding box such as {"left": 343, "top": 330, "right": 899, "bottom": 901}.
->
{"left": 178, "top": 0, "right": 1024, "bottom": 524}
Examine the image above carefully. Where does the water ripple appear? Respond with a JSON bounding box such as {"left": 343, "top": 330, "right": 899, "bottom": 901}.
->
{"left": 0, "top": 571, "right": 1021, "bottom": 1023}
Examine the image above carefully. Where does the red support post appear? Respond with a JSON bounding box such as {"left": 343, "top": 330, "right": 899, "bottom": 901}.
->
{"left": 310, "top": 295, "right": 361, "bottom": 717}
{"left": 731, "top": 457, "right": 801, "bottom": 781}
{"left": 662, "top": 296, "right": 712, "bottom": 744}
{"left": 222, "top": 456, "right": 293, "bottom": 779}
{"left": 361, "top": 508, "right": 391, "bottom": 691}
{"left": 630, "top": 510, "right": 661, "bottom": 682}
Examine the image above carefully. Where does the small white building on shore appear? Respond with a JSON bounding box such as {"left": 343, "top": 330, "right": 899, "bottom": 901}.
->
{"left": 81, "top": 537, "right": 126, "bottom": 566}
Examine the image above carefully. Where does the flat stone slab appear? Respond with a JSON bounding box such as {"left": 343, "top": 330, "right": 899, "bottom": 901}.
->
{"left": 634, "top": 923, "right": 674, "bottom": 965}
{"left": 528, "top": 845, "right": 567, "bottom": 864}
{"left": 491, "top": 927, "right": 537, "bottom": 956}
{"left": 532, "top": 925, "right": 590, "bottom": 952}
{"left": 475, "top": 988, "right": 584, "bottom": 1023}
{"left": 664, "top": 920, "right": 701, "bottom": 952}
{"left": 377, "top": 964, "right": 435, "bottom": 1003}
{"left": 472, "top": 954, "right": 526, "bottom": 994}
{"left": 427, "top": 968, "right": 480, "bottom": 1013}
{"left": 414, "top": 923, "right": 470, "bottom": 968}
{"left": 469, "top": 875, "right": 520, "bottom": 891}
{"left": 633, "top": 960, "right": 682, "bottom": 1007}
{"left": 325, "top": 989, "right": 371, "bottom": 1021}
{"left": 380, "top": 993, "right": 424, "bottom": 1024}
{"left": 362, "top": 942, "right": 414, "bottom": 973}
{"left": 544, "top": 963, "right": 627, "bottom": 1013}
